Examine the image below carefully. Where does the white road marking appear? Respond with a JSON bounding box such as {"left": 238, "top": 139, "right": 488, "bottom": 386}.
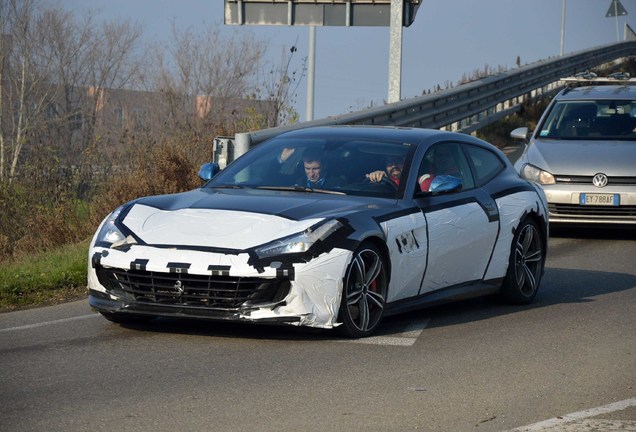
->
{"left": 349, "top": 335, "right": 418, "bottom": 346}
{"left": 506, "top": 397, "right": 636, "bottom": 431}
{"left": 0, "top": 314, "right": 98, "bottom": 333}
{"left": 345, "top": 318, "right": 430, "bottom": 346}
{"left": 548, "top": 420, "right": 636, "bottom": 431}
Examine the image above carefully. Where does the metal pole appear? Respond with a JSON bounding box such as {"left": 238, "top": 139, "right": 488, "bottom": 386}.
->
{"left": 237, "top": 0, "right": 243, "bottom": 25}
{"left": 234, "top": 132, "right": 251, "bottom": 159}
{"left": 615, "top": 0, "right": 620, "bottom": 41}
{"left": 306, "top": 26, "right": 316, "bottom": 121}
{"left": 388, "top": 0, "right": 403, "bottom": 103}
{"left": 560, "top": 0, "right": 566, "bottom": 56}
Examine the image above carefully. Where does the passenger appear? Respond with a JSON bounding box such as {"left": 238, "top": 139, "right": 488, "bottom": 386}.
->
{"left": 366, "top": 156, "right": 404, "bottom": 186}
{"left": 418, "top": 147, "right": 461, "bottom": 192}
{"left": 299, "top": 148, "right": 337, "bottom": 189}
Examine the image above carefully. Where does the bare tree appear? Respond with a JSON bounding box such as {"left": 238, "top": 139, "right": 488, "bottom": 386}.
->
{"left": 151, "top": 23, "right": 267, "bottom": 135}
{"left": 0, "top": 0, "right": 59, "bottom": 183}
{"left": 81, "top": 20, "right": 143, "bottom": 148}
{"left": 0, "top": 0, "right": 144, "bottom": 180}
{"left": 151, "top": 23, "right": 304, "bottom": 138}
{"left": 1, "top": 0, "right": 302, "bottom": 184}
{"left": 254, "top": 43, "right": 305, "bottom": 128}
{"left": 40, "top": 8, "right": 143, "bottom": 164}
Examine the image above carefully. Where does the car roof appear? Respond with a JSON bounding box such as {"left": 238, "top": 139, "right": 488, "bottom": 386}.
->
{"left": 555, "top": 84, "right": 636, "bottom": 101}
{"left": 276, "top": 125, "right": 480, "bottom": 146}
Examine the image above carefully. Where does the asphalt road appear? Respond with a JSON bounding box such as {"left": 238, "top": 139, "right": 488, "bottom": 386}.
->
{"left": 1, "top": 227, "right": 635, "bottom": 432}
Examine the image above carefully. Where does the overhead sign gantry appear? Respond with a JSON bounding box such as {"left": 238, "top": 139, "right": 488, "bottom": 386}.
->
{"left": 224, "top": 0, "right": 422, "bottom": 121}
{"left": 224, "top": 0, "right": 421, "bottom": 27}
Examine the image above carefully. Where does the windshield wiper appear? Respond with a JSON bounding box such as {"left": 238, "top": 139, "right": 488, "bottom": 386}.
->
{"left": 209, "top": 184, "right": 247, "bottom": 189}
{"left": 256, "top": 185, "right": 345, "bottom": 195}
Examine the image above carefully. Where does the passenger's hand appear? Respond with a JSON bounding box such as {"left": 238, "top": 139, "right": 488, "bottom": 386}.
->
{"left": 280, "top": 148, "right": 295, "bottom": 162}
{"left": 418, "top": 174, "right": 431, "bottom": 185}
{"left": 418, "top": 174, "right": 432, "bottom": 192}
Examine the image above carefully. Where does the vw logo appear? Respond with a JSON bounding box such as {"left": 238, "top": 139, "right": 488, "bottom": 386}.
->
{"left": 592, "top": 173, "right": 608, "bottom": 188}
{"left": 174, "top": 280, "right": 184, "bottom": 295}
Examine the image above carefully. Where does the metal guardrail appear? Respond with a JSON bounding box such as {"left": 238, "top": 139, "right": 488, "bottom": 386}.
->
{"left": 231, "top": 40, "right": 636, "bottom": 158}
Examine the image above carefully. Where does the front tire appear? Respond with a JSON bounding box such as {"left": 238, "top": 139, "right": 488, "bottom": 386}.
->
{"left": 338, "top": 242, "right": 388, "bottom": 338}
{"left": 501, "top": 218, "right": 544, "bottom": 304}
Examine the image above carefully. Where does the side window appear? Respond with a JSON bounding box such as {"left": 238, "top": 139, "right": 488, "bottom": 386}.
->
{"left": 463, "top": 145, "right": 505, "bottom": 186}
{"left": 417, "top": 142, "right": 474, "bottom": 192}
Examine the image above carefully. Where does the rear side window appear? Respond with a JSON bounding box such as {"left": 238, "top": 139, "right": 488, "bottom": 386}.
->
{"left": 417, "top": 142, "right": 475, "bottom": 192}
{"left": 464, "top": 145, "right": 504, "bottom": 187}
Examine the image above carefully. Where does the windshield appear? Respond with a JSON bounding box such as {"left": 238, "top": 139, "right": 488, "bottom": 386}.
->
{"left": 208, "top": 134, "right": 412, "bottom": 198}
{"left": 537, "top": 100, "right": 636, "bottom": 141}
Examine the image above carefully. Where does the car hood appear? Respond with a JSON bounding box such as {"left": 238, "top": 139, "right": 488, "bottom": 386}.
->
{"left": 120, "top": 188, "right": 393, "bottom": 250}
{"left": 527, "top": 139, "right": 636, "bottom": 176}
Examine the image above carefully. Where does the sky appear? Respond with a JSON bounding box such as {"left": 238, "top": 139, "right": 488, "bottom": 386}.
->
{"left": 57, "top": 0, "right": 636, "bottom": 122}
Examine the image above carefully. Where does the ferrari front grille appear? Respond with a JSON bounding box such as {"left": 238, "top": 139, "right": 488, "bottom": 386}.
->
{"left": 96, "top": 267, "right": 290, "bottom": 309}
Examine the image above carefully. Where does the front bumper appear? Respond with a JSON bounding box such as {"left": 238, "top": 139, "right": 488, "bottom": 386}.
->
{"left": 543, "top": 184, "right": 636, "bottom": 224}
{"left": 88, "top": 244, "right": 353, "bottom": 329}
{"left": 88, "top": 289, "right": 301, "bottom": 324}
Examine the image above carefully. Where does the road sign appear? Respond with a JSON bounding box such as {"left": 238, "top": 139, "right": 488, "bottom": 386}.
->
{"left": 606, "top": 0, "right": 628, "bottom": 18}
{"left": 223, "top": 0, "right": 422, "bottom": 121}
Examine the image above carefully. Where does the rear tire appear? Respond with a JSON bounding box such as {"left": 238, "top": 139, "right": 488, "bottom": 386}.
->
{"left": 338, "top": 242, "right": 388, "bottom": 338}
{"left": 501, "top": 218, "right": 544, "bottom": 304}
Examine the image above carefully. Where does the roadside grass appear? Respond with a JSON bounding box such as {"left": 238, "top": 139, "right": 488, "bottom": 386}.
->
{"left": 0, "top": 240, "right": 90, "bottom": 313}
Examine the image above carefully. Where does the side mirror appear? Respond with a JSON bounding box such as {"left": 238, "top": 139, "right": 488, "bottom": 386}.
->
{"left": 429, "top": 175, "right": 463, "bottom": 194}
{"left": 198, "top": 162, "right": 220, "bottom": 181}
{"left": 510, "top": 127, "right": 530, "bottom": 141}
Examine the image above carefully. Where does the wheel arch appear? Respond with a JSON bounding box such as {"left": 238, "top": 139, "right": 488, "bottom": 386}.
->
{"left": 525, "top": 210, "right": 549, "bottom": 268}
{"left": 359, "top": 235, "right": 393, "bottom": 285}
{"left": 338, "top": 235, "right": 391, "bottom": 337}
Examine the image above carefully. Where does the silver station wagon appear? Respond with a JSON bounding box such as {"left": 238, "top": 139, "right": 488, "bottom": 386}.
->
{"left": 512, "top": 77, "right": 636, "bottom": 225}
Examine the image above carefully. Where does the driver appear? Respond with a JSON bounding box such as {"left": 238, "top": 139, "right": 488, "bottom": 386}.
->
{"left": 366, "top": 156, "right": 404, "bottom": 186}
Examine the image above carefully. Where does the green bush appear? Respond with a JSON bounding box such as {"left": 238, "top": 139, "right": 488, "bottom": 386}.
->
{"left": 0, "top": 240, "right": 89, "bottom": 311}
{"left": 0, "top": 183, "right": 30, "bottom": 260}
{"left": 1, "top": 132, "right": 212, "bottom": 263}
{"left": 87, "top": 137, "right": 206, "bottom": 229}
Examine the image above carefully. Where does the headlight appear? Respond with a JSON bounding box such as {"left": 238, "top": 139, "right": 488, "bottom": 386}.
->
{"left": 254, "top": 219, "right": 343, "bottom": 259}
{"left": 95, "top": 206, "right": 126, "bottom": 246}
{"left": 521, "top": 164, "right": 556, "bottom": 185}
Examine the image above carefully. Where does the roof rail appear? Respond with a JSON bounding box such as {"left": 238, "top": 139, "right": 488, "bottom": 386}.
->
{"left": 561, "top": 71, "right": 636, "bottom": 85}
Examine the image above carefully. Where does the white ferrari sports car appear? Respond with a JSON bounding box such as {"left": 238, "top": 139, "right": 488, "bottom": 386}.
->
{"left": 88, "top": 126, "right": 548, "bottom": 337}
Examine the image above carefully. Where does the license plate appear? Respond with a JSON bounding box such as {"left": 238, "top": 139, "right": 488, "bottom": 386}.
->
{"left": 579, "top": 193, "right": 620, "bottom": 206}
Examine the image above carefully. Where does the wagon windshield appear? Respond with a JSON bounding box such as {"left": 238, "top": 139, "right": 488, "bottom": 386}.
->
{"left": 538, "top": 100, "right": 636, "bottom": 140}
{"left": 208, "top": 135, "right": 412, "bottom": 198}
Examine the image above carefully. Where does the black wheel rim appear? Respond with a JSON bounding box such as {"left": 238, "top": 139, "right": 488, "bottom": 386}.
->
{"left": 345, "top": 248, "right": 387, "bottom": 333}
{"left": 514, "top": 223, "right": 543, "bottom": 298}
